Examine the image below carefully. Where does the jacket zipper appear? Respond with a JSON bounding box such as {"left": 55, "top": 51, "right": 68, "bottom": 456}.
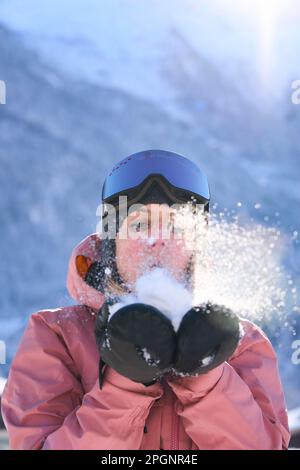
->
{"left": 170, "top": 395, "right": 179, "bottom": 450}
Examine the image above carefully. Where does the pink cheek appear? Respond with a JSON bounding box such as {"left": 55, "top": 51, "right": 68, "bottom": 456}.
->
{"left": 117, "top": 240, "right": 146, "bottom": 280}
{"left": 124, "top": 239, "right": 145, "bottom": 259}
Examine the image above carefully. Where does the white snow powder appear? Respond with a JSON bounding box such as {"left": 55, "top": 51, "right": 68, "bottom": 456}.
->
{"left": 238, "top": 321, "right": 245, "bottom": 344}
{"left": 108, "top": 267, "right": 193, "bottom": 332}
{"left": 200, "top": 354, "right": 215, "bottom": 366}
{"left": 103, "top": 334, "right": 111, "bottom": 350}
{"left": 145, "top": 238, "right": 156, "bottom": 246}
{"left": 139, "top": 347, "right": 160, "bottom": 366}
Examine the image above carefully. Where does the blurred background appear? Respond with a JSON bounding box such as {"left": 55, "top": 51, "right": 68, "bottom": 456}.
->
{"left": 0, "top": 0, "right": 299, "bottom": 448}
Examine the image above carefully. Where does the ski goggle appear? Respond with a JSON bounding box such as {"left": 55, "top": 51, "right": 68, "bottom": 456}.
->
{"left": 102, "top": 150, "right": 210, "bottom": 209}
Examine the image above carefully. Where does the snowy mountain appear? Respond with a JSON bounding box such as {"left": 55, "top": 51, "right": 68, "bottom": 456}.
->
{"left": 0, "top": 1, "right": 300, "bottom": 407}
{"left": 1, "top": 0, "right": 300, "bottom": 110}
{"left": 1, "top": 0, "right": 300, "bottom": 221}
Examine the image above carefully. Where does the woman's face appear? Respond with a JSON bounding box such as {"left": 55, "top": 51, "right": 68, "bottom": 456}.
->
{"left": 115, "top": 203, "right": 192, "bottom": 286}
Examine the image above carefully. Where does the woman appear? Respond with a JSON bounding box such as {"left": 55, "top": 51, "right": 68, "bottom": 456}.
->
{"left": 1, "top": 150, "right": 290, "bottom": 449}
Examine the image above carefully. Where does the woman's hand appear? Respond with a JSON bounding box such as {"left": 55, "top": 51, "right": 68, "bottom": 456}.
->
{"left": 172, "top": 302, "right": 241, "bottom": 376}
{"left": 95, "top": 301, "right": 241, "bottom": 387}
{"left": 95, "top": 302, "right": 176, "bottom": 388}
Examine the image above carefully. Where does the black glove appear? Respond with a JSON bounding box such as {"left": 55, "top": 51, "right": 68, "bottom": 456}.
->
{"left": 95, "top": 302, "right": 176, "bottom": 388}
{"left": 173, "top": 302, "right": 240, "bottom": 376}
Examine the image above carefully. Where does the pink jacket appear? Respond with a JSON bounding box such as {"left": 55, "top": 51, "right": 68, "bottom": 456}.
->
{"left": 1, "top": 234, "right": 290, "bottom": 450}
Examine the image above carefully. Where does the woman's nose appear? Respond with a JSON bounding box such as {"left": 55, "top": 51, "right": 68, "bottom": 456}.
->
{"left": 147, "top": 234, "right": 166, "bottom": 247}
{"left": 151, "top": 237, "right": 165, "bottom": 247}
{"left": 146, "top": 223, "right": 168, "bottom": 246}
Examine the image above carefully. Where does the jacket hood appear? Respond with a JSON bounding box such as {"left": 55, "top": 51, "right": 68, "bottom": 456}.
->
{"left": 67, "top": 233, "right": 105, "bottom": 311}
